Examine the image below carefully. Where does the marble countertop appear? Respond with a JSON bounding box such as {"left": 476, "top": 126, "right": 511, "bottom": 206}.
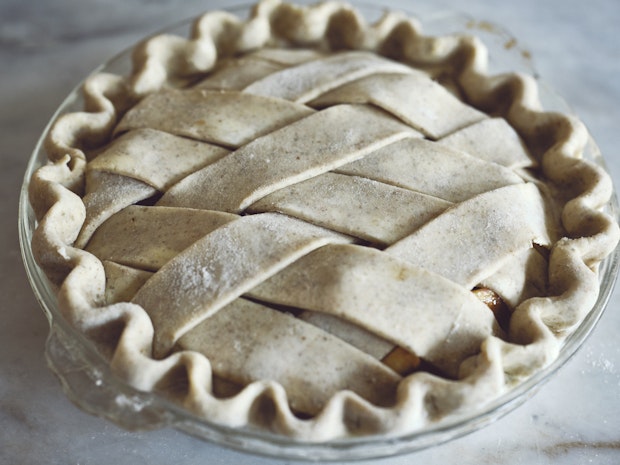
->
{"left": 2, "top": 0, "right": 619, "bottom": 463}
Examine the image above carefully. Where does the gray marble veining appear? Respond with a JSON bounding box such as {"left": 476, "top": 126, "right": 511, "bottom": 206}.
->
{"left": 1, "top": 0, "right": 619, "bottom": 464}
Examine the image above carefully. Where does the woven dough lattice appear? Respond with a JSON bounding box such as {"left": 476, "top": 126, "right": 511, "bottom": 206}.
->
{"left": 29, "top": 0, "right": 619, "bottom": 440}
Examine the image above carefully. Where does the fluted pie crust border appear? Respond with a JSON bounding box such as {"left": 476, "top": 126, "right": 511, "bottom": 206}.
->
{"left": 28, "top": 0, "right": 619, "bottom": 441}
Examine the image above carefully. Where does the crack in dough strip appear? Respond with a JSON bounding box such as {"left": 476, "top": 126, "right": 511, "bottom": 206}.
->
{"left": 86, "top": 206, "right": 238, "bottom": 271}
{"left": 88, "top": 129, "right": 230, "bottom": 191}
{"left": 248, "top": 172, "right": 451, "bottom": 245}
{"left": 437, "top": 117, "right": 535, "bottom": 168}
{"left": 132, "top": 213, "right": 352, "bottom": 357}
{"left": 335, "top": 138, "right": 524, "bottom": 203}
{"left": 386, "top": 183, "right": 552, "bottom": 289}
{"left": 158, "top": 104, "right": 420, "bottom": 213}
{"left": 76, "top": 171, "right": 157, "bottom": 248}
{"left": 243, "top": 50, "right": 414, "bottom": 103}
{"left": 177, "top": 298, "right": 401, "bottom": 415}
{"left": 309, "top": 72, "right": 486, "bottom": 139}
{"left": 247, "top": 243, "right": 499, "bottom": 377}
{"left": 115, "top": 89, "right": 315, "bottom": 148}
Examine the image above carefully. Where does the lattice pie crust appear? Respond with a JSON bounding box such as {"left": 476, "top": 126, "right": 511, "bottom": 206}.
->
{"left": 29, "top": 0, "right": 619, "bottom": 440}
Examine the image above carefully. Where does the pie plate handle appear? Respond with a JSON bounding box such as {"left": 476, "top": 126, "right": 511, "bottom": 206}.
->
{"left": 44, "top": 321, "right": 175, "bottom": 431}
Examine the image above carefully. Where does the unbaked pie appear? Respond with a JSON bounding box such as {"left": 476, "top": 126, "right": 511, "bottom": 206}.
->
{"left": 28, "top": 0, "right": 619, "bottom": 441}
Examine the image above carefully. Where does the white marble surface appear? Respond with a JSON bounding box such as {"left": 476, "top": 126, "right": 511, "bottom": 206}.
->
{"left": 2, "top": 0, "right": 619, "bottom": 463}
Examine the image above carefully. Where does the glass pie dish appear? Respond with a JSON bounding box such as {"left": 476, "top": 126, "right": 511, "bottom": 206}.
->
{"left": 18, "top": 1, "right": 620, "bottom": 461}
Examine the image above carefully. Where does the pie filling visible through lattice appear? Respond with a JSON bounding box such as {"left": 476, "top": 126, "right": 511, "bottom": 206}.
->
{"left": 29, "top": 0, "right": 619, "bottom": 440}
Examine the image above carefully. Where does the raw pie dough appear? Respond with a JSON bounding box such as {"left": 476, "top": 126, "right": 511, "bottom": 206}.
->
{"left": 29, "top": 0, "right": 619, "bottom": 440}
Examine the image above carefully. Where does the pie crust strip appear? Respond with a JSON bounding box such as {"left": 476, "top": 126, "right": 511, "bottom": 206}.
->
{"left": 243, "top": 50, "right": 414, "bottom": 103}
{"left": 115, "top": 89, "right": 314, "bottom": 148}
{"left": 88, "top": 128, "right": 230, "bottom": 191}
{"left": 131, "top": 212, "right": 352, "bottom": 356}
{"left": 157, "top": 104, "right": 420, "bottom": 213}
{"left": 248, "top": 243, "right": 499, "bottom": 377}
{"left": 248, "top": 171, "right": 452, "bottom": 245}
{"left": 386, "top": 183, "right": 552, "bottom": 288}
{"left": 335, "top": 137, "right": 525, "bottom": 203}
{"left": 177, "top": 298, "right": 402, "bottom": 416}
{"left": 85, "top": 205, "right": 238, "bottom": 271}
{"left": 437, "top": 117, "right": 535, "bottom": 168}
{"left": 75, "top": 171, "right": 157, "bottom": 248}
{"left": 309, "top": 71, "right": 486, "bottom": 139}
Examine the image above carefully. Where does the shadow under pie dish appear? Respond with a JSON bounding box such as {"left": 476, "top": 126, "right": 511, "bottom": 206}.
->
{"left": 19, "top": 0, "right": 620, "bottom": 459}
